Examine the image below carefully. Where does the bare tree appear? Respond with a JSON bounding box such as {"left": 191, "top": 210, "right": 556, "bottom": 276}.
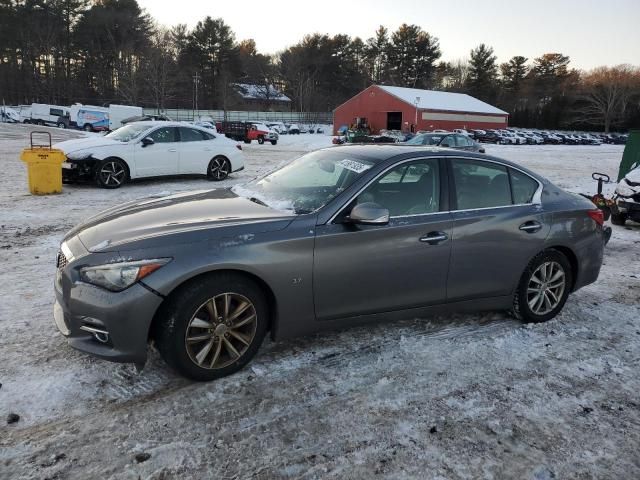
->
{"left": 143, "top": 28, "right": 175, "bottom": 112}
{"left": 574, "top": 65, "right": 640, "bottom": 132}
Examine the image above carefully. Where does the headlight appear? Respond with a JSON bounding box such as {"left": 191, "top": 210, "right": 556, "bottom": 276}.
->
{"left": 66, "top": 151, "right": 92, "bottom": 161}
{"left": 79, "top": 258, "right": 171, "bottom": 291}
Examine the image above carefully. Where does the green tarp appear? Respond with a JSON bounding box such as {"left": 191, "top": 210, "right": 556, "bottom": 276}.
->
{"left": 618, "top": 130, "right": 640, "bottom": 181}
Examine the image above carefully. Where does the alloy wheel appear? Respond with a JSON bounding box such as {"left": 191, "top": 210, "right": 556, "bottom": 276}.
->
{"left": 526, "top": 261, "right": 566, "bottom": 315}
{"left": 99, "top": 161, "right": 126, "bottom": 186}
{"left": 185, "top": 293, "right": 257, "bottom": 369}
{"left": 209, "top": 158, "right": 229, "bottom": 180}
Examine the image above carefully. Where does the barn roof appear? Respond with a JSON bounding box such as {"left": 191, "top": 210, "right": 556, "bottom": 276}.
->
{"left": 377, "top": 85, "right": 508, "bottom": 115}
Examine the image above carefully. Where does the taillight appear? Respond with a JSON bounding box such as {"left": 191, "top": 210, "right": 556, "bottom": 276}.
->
{"left": 587, "top": 209, "right": 604, "bottom": 226}
{"left": 236, "top": 144, "right": 242, "bottom": 151}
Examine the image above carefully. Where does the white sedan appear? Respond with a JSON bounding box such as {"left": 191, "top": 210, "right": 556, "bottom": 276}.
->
{"left": 54, "top": 121, "right": 245, "bottom": 188}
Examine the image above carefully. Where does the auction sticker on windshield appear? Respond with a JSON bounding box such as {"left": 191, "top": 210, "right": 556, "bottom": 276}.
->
{"left": 338, "top": 159, "right": 372, "bottom": 174}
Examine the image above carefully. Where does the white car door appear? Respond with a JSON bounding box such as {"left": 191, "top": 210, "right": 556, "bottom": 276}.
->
{"left": 177, "top": 126, "right": 217, "bottom": 174}
{"left": 133, "top": 126, "right": 180, "bottom": 177}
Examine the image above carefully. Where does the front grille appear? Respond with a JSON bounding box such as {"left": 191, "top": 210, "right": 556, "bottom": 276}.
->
{"left": 56, "top": 250, "right": 68, "bottom": 270}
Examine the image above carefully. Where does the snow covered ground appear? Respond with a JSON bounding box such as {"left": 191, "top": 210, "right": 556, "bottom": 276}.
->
{"left": 1, "top": 124, "right": 639, "bottom": 479}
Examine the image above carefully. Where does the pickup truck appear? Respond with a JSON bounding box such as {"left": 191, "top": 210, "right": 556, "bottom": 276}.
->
{"left": 216, "top": 121, "right": 278, "bottom": 145}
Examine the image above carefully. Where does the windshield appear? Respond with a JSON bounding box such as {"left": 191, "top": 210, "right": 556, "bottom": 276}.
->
{"left": 405, "top": 133, "right": 444, "bottom": 146}
{"left": 232, "top": 150, "right": 375, "bottom": 214}
{"left": 105, "top": 124, "right": 149, "bottom": 142}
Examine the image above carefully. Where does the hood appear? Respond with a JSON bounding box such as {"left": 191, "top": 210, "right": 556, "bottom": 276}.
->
{"left": 67, "top": 189, "right": 295, "bottom": 252}
{"left": 54, "top": 136, "right": 123, "bottom": 154}
{"left": 625, "top": 166, "right": 640, "bottom": 184}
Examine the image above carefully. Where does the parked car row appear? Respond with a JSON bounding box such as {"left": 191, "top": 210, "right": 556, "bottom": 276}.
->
{"left": 466, "top": 128, "right": 628, "bottom": 145}
{"left": 265, "top": 122, "right": 327, "bottom": 135}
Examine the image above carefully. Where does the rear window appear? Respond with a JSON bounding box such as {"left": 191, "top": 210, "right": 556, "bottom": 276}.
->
{"left": 180, "top": 127, "right": 207, "bottom": 142}
{"left": 452, "top": 159, "right": 511, "bottom": 209}
{"left": 510, "top": 168, "right": 538, "bottom": 204}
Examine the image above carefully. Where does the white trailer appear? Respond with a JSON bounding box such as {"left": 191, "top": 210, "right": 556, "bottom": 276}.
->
{"left": 28, "top": 103, "right": 71, "bottom": 128}
{"left": 109, "top": 104, "right": 143, "bottom": 130}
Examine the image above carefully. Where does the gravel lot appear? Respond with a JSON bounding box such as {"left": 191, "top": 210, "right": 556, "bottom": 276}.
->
{"left": 1, "top": 124, "right": 639, "bottom": 480}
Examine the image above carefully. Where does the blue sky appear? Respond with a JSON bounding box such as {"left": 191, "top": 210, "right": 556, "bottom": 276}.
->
{"left": 138, "top": 0, "right": 640, "bottom": 70}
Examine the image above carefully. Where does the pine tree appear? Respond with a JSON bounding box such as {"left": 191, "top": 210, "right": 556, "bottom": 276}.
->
{"left": 466, "top": 43, "right": 498, "bottom": 102}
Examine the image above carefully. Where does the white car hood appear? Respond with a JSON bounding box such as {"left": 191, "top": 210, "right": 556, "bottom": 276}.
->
{"left": 625, "top": 167, "right": 640, "bottom": 183}
{"left": 54, "top": 136, "right": 124, "bottom": 154}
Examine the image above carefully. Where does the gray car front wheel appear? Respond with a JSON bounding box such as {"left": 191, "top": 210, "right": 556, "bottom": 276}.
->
{"left": 155, "top": 273, "right": 268, "bottom": 381}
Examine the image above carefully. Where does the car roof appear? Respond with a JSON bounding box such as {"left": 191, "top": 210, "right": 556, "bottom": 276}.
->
{"left": 127, "top": 121, "right": 197, "bottom": 128}
{"left": 317, "top": 145, "right": 545, "bottom": 181}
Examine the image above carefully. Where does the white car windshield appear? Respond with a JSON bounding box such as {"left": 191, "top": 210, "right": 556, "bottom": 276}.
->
{"left": 233, "top": 150, "right": 375, "bottom": 214}
{"left": 105, "top": 124, "right": 150, "bottom": 142}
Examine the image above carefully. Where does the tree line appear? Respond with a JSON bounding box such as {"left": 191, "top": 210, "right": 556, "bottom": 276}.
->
{"left": 1, "top": 0, "right": 639, "bottom": 132}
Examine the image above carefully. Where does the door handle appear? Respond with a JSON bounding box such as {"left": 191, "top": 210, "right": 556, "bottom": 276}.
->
{"left": 419, "top": 231, "right": 448, "bottom": 245}
{"left": 519, "top": 221, "right": 542, "bottom": 233}
{"left": 168, "top": 148, "right": 177, "bottom": 152}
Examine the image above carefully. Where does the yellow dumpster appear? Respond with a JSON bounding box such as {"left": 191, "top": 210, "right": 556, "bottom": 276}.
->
{"left": 20, "top": 131, "right": 66, "bottom": 195}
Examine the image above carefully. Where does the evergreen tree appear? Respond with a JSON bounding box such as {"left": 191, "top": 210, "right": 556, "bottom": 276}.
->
{"left": 466, "top": 43, "right": 498, "bottom": 102}
{"left": 386, "top": 24, "right": 441, "bottom": 89}
{"left": 364, "top": 26, "right": 389, "bottom": 84}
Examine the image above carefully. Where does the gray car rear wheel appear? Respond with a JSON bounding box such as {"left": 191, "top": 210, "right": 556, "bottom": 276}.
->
{"left": 512, "top": 250, "right": 572, "bottom": 323}
{"left": 155, "top": 273, "right": 268, "bottom": 381}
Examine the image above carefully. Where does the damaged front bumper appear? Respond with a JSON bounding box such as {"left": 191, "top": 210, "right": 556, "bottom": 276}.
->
{"left": 53, "top": 238, "right": 164, "bottom": 366}
{"left": 61, "top": 156, "right": 99, "bottom": 183}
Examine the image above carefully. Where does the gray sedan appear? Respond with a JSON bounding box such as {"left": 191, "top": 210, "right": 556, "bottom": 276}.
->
{"left": 53, "top": 146, "right": 605, "bottom": 380}
{"left": 404, "top": 132, "right": 486, "bottom": 153}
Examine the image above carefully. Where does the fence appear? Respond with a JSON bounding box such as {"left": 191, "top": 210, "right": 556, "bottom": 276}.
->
{"left": 143, "top": 109, "right": 333, "bottom": 125}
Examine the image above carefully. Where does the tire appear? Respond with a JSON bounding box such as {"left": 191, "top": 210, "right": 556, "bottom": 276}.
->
{"left": 155, "top": 273, "right": 269, "bottom": 381}
{"left": 257, "top": 136, "right": 265, "bottom": 145}
{"left": 243, "top": 139, "right": 251, "bottom": 144}
{"left": 83, "top": 124, "right": 93, "bottom": 132}
{"left": 511, "top": 250, "right": 573, "bottom": 323}
{"left": 207, "top": 156, "right": 230, "bottom": 181}
{"left": 57, "top": 122, "right": 66, "bottom": 129}
{"left": 611, "top": 212, "right": 627, "bottom": 226}
{"left": 96, "top": 158, "right": 128, "bottom": 189}
{"left": 270, "top": 140, "right": 277, "bottom": 145}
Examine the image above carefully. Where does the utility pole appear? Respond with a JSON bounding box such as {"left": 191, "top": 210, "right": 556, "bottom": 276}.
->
{"left": 414, "top": 96, "right": 421, "bottom": 132}
{"left": 193, "top": 72, "right": 200, "bottom": 120}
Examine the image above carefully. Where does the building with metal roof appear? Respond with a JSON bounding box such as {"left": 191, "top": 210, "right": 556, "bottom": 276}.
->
{"left": 333, "top": 85, "right": 508, "bottom": 134}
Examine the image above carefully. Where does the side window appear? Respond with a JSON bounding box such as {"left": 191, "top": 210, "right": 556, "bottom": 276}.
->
{"left": 440, "top": 135, "right": 454, "bottom": 147}
{"left": 357, "top": 159, "right": 440, "bottom": 216}
{"left": 50, "top": 108, "right": 62, "bottom": 116}
{"left": 179, "top": 127, "right": 206, "bottom": 142}
{"left": 454, "top": 135, "right": 468, "bottom": 147}
{"left": 452, "top": 159, "right": 511, "bottom": 210}
{"left": 148, "top": 127, "right": 177, "bottom": 143}
{"left": 510, "top": 169, "right": 538, "bottom": 204}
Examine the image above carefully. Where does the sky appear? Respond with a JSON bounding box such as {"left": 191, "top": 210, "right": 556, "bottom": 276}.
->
{"left": 137, "top": 0, "right": 640, "bottom": 70}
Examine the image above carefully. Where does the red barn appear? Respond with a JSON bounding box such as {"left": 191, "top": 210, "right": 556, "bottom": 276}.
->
{"left": 333, "top": 85, "right": 508, "bottom": 135}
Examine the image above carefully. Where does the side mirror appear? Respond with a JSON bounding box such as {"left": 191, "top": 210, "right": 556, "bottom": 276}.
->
{"left": 141, "top": 137, "right": 154, "bottom": 147}
{"left": 347, "top": 202, "right": 389, "bottom": 225}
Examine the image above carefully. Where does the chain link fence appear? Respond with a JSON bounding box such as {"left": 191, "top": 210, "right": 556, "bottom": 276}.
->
{"left": 145, "top": 109, "right": 333, "bottom": 124}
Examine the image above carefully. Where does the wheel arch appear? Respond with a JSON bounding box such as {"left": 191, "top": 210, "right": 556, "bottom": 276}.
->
{"left": 148, "top": 268, "right": 278, "bottom": 343}
{"left": 538, "top": 245, "right": 579, "bottom": 292}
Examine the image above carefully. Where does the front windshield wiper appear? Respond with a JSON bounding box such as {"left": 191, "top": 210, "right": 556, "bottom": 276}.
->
{"left": 249, "top": 197, "right": 269, "bottom": 207}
